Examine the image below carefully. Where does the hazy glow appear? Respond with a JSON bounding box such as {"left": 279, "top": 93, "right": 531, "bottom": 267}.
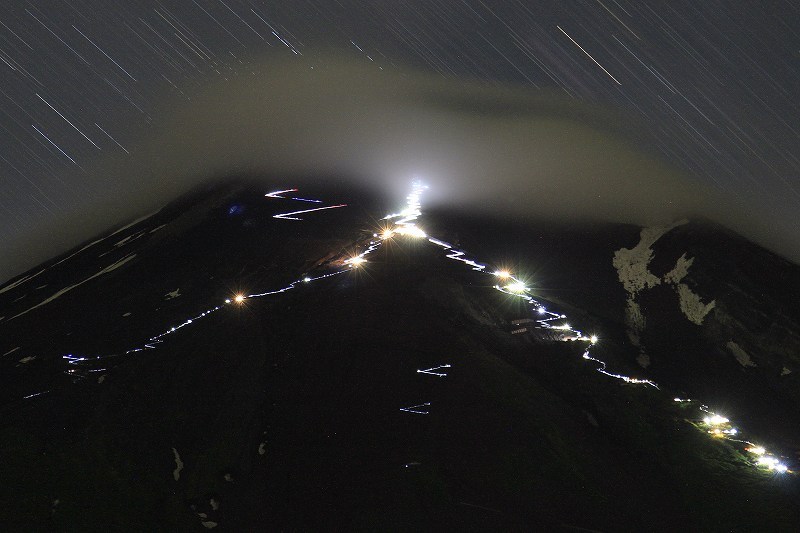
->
{"left": 703, "top": 414, "right": 730, "bottom": 426}
{"left": 394, "top": 225, "right": 427, "bottom": 238}
{"left": 505, "top": 281, "right": 527, "bottom": 293}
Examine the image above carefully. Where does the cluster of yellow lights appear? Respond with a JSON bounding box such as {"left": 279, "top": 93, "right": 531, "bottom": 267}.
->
{"left": 695, "top": 406, "right": 790, "bottom": 474}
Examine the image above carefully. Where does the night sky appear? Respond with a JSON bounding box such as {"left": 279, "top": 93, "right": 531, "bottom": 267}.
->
{"left": 1, "top": 1, "right": 798, "bottom": 283}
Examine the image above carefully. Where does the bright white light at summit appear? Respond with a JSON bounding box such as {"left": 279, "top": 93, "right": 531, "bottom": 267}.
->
{"left": 394, "top": 225, "right": 427, "bottom": 238}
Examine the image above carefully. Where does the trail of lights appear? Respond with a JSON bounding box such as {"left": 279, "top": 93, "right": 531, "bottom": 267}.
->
{"left": 387, "top": 181, "right": 655, "bottom": 387}
{"left": 417, "top": 364, "right": 450, "bottom": 377}
{"left": 264, "top": 189, "right": 298, "bottom": 198}
{"left": 582, "top": 351, "right": 659, "bottom": 388}
{"left": 266, "top": 188, "right": 347, "bottom": 220}
{"left": 399, "top": 402, "right": 430, "bottom": 414}
{"left": 272, "top": 204, "right": 347, "bottom": 221}
{"left": 384, "top": 181, "right": 793, "bottom": 476}
{"left": 54, "top": 187, "right": 389, "bottom": 384}
{"left": 678, "top": 400, "right": 792, "bottom": 473}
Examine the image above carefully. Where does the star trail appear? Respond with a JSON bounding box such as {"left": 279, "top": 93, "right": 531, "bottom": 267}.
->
{"left": 1, "top": 1, "right": 798, "bottom": 283}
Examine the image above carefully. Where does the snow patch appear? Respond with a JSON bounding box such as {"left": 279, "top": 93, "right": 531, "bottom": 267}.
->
{"left": 18, "top": 356, "right": 36, "bottom": 364}
{"left": 113, "top": 231, "right": 143, "bottom": 248}
{"left": 726, "top": 341, "right": 756, "bottom": 367}
{"left": 676, "top": 284, "right": 715, "bottom": 325}
{"left": 201, "top": 521, "right": 218, "bottom": 529}
{"left": 613, "top": 225, "right": 676, "bottom": 293}
{"left": 258, "top": 442, "right": 266, "bottom": 455}
{"left": 98, "top": 375, "right": 106, "bottom": 384}
{"left": 3, "top": 347, "right": 21, "bottom": 358}
{"left": 210, "top": 498, "right": 219, "bottom": 511}
{"left": 8, "top": 254, "right": 137, "bottom": 320}
{"left": 122, "top": 312, "right": 132, "bottom": 317}
{"left": 624, "top": 300, "right": 645, "bottom": 343}
{"left": 172, "top": 448, "right": 184, "bottom": 481}
{"left": 0, "top": 270, "right": 44, "bottom": 295}
{"left": 782, "top": 367, "right": 792, "bottom": 376}
{"left": 164, "top": 289, "right": 181, "bottom": 300}
{"left": 614, "top": 222, "right": 687, "bottom": 350}
{"left": 108, "top": 210, "right": 159, "bottom": 237}
{"left": 664, "top": 254, "right": 694, "bottom": 284}
{"left": 613, "top": 221, "right": 716, "bottom": 354}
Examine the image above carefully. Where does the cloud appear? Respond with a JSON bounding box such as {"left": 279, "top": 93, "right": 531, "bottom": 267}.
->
{"left": 1, "top": 52, "right": 789, "bottom": 283}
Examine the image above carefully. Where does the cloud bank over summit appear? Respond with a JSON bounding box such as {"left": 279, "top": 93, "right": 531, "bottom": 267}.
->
{"left": 2, "top": 53, "right": 788, "bottom": 283}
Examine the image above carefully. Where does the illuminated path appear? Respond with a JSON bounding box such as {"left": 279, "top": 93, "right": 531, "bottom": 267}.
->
{"left": 383, "top": 181, "right": 793, "bottom": 476}
{"left": 47, "top": 181, "right": 795, "bottom": 476}
{"left": 60, "top": 189, "right": 373, "bottom": 381}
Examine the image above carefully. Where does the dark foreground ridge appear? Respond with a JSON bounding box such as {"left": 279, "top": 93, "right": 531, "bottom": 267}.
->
{"left": 1, "top": 179, "right": 799, "bottom": 531}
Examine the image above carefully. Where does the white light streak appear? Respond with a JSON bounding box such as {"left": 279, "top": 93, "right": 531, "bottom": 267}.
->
{"left": 399, "top": 402, "right": 431, "bottom": 414}
{"left": 417, "top": 364, "right": 451, "bottom": 377}
{"left": 265, "top": 188, "right": 297, "bottom": 198}
{"left": 557, "top": 25, "right": 622, "bottom": 85}
{"left": 273, "top": 204, "right": 347, "bottom": 220}
{"left": 36, "top": 93, "right": 101, "bottom": 149}
{"left": 31, "top": 123, "right": 79, "bottom": 166}
{"left": 582, "top": 351, "right": 660, "bottom": 388}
